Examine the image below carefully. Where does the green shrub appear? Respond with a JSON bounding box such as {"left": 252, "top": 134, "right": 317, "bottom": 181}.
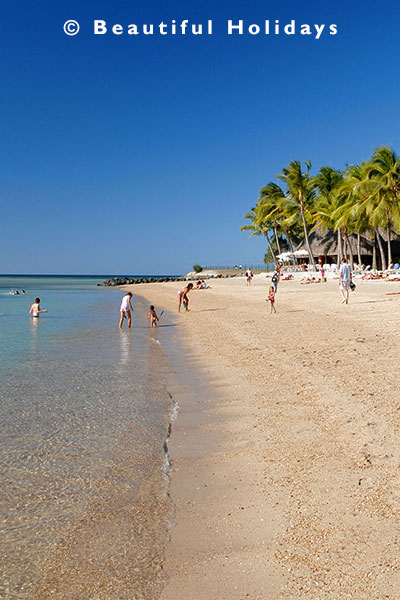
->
{"left": 193, "top": 264, "right": 203, "bottom": 273}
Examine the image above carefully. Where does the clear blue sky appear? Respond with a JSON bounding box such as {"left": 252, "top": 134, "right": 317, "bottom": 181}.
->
{"left": 1, "top": 0, "right": 399, "bottom": 274}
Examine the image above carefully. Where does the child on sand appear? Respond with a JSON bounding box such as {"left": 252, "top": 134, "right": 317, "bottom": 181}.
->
{"left": 148, "top": 305, "right": 159, "bottom": 327}
{"left": 178, "top": 283, "right": 193, "bottom": 312}
{"left": 29, "top": 298, "right": 47, "bottom": 318}
{"left": 267, "top": 286, "right": 276, "bottom": 313}
{"left": 119, "top": 292, "right": 134, "bottom": 329}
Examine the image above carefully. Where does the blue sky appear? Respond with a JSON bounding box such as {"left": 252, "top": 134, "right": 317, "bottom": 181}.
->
{"left": 1, "top": 0, "right": 399, "bottom": 274}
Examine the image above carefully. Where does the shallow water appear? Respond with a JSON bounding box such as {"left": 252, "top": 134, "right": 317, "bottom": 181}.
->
{"left": 0, "top": 276, "right": 176, "bottom": 599}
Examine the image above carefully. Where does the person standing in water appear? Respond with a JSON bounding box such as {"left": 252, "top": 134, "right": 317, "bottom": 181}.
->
{"left": 119, "top": 292, "right": 134, "bottom": 329}
{"left": 147, "top": 305, "right": 160, "bottom": 327}
{"left": 29, "top": 298, "right": 47, "bottom": 318}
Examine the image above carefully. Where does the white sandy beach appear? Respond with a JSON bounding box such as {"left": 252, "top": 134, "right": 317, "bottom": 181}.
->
{"left": 125, "top": 275, "right": 400, "bottom": 599}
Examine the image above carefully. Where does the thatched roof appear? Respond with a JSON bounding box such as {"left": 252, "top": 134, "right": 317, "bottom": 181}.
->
{"left": 296, "top": 227, "right": 374, "bottom": 257}
{"left": 296, "top": 227, "right": 400, "bottom": 258}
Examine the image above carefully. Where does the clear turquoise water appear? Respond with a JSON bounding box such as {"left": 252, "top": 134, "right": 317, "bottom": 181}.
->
{"left": 0, "top": 276, "right": 110, "bottom": 367}
{"left": 0, "top": 276, "right": 174, "bottom": 599}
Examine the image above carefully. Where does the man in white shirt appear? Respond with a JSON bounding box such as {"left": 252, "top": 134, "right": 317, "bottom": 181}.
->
{"left": 339, "top": 258, "right": 352, "bottom": 304}
{"left": 246, "top": 268, "right": 253, "bottom": 285}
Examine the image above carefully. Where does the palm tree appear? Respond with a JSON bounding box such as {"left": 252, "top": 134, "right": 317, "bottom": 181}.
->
{"left": 258, "top": 183, "right": 284, "bottom": 255}
{"left": 259, "top": 181, "right": 305, "bottom": 255}
{"left": 278, "top": 197, "right": 304, "bottom": 253}
{"left": 241, "top": 146, "right": 399, "bottom": 271}
{"left": 335, "top": 162, "right": 383, "bottom": 270}
{"left": 259, "top": 182, "right": 301, "bottom": 253}
{"left": 277, "top": 160, "right": 316, "bottom": 269}
{"left": 313, "top": 167, "right": 344, "bottom": 265}
{"left": 333, "top": 164, "right": 372, "bottom": 268}
{"left": 241, "top": 203, "right": 277, "bottom": 263}
{"left": 367, "top": 146, "right": 400, "bottom": 266}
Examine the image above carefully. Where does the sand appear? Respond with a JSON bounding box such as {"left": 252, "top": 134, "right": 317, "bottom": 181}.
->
{"left": 124, "top": 275, "right": 400, "bottom": 599}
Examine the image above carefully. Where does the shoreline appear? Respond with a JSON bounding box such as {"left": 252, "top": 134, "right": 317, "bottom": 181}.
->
{"left": 126, "top": 277, "right": 400, "bottom": 598}
{"left": 131, "top": 287, "right": 287, "bottom": 598}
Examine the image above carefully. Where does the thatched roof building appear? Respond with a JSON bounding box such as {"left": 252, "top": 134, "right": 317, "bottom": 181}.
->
{"left": 295, "top": 228, "right": 372, "bottom": 257}
{"left": 296, "top": 227, "right": 400, "bottom": 265}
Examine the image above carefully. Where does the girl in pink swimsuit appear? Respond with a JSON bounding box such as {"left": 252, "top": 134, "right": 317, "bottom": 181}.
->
{"left": 267, "top": 286, "right": 276, "bottom": 313}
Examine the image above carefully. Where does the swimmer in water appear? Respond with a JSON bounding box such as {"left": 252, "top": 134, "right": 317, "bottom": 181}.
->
{"left": 29, "top": 298, "right": 48, "bottom": 318}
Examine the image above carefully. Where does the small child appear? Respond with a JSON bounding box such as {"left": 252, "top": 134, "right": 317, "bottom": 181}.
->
{"left": 267, "top": 286, "right": 276, "bottom": 313}
{"left": 148, "top": 305, "right": 159, "bottom": 327}
{"left": 29, "top": 297, "right": 47, "bottom": 318}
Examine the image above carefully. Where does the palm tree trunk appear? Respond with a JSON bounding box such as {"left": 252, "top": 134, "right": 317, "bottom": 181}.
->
{"left": 264, "top": 230, "right": 276, "bottom": 264}
{"left": 372, "top": 231, "right": 377, "bottom": 270}
{"left": 284, "top": 228, "right": 295, "bottom": 253}
{"left": 387, "top": 217, "right": 392, "bottom": 266}
{"left": 342, "top": 234, "right": 347, "bottom": 261}
{"left": 357, "top": 233, "right": 362, "bottom": 266}
{"left": 299, "top": 205, "right": 315, "bottom": 270}
{"left": 273, "top": 225, "right": 281, "bottom": 255}
{"left": 375, "top": 227, "right": 386, "bottom": 270}
{"left": 337, "top": 229, "right": 343, "bottom": 268}
{"left": 344, "top": 230, "right": 354, "bottom": 269}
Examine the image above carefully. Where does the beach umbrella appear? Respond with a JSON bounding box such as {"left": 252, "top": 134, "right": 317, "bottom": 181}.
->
{"left": 293, "top": 249, "right": 310, "bottom": 257}
{"left": 277, "top": 252, "right": 294, "bottom": 262}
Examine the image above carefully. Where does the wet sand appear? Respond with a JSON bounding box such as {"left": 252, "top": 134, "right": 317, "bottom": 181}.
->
{"left": 125, "top": 276, "right": 400, "bottom": 599}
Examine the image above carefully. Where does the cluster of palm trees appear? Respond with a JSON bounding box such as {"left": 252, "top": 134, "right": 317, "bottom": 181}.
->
{"left": 241, "top": 146, "right": 400, "bottom": 271}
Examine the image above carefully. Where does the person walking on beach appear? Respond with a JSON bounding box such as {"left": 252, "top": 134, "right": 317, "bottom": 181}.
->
{"left": 267, "top": 286, "right": 276, "bottom": 313}
{"left": 29, "top": 298, "right": 47, "bottom": 318}
{"left": 119, "top": 292, "right": 134, "bottom": 328}
{"left": 339, "top": 258, "right": 352, "bottom": 304}
{"left": 147, "top": 305, "right": 160, "bottom": 327}
{"left": 246, "top": 268, "right": 253, "bottom": 285}
{"left": 271, "top": 264, "right": 281, "bottom": 293}
{"left": 178, "top": 283, "right": 193, "bottom": 312}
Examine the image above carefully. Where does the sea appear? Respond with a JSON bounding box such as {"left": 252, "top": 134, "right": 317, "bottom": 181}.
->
{"left": 0, "top": 275, "right": 179, "bottom": 599}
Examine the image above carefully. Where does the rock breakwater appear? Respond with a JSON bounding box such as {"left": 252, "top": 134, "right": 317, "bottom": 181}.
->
{"left": 100, "top": 272, "right": 241, "bottom": 286}
{"left": 99, "top": 276, "right": 184, "bottom": 286}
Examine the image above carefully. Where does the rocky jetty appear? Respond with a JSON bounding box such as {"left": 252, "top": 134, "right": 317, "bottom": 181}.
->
{"left": 100, "top": 271, "right": 242, "bottom": 286}
{"left": 99, "top": 276, "right": 184, "bottom": 286}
